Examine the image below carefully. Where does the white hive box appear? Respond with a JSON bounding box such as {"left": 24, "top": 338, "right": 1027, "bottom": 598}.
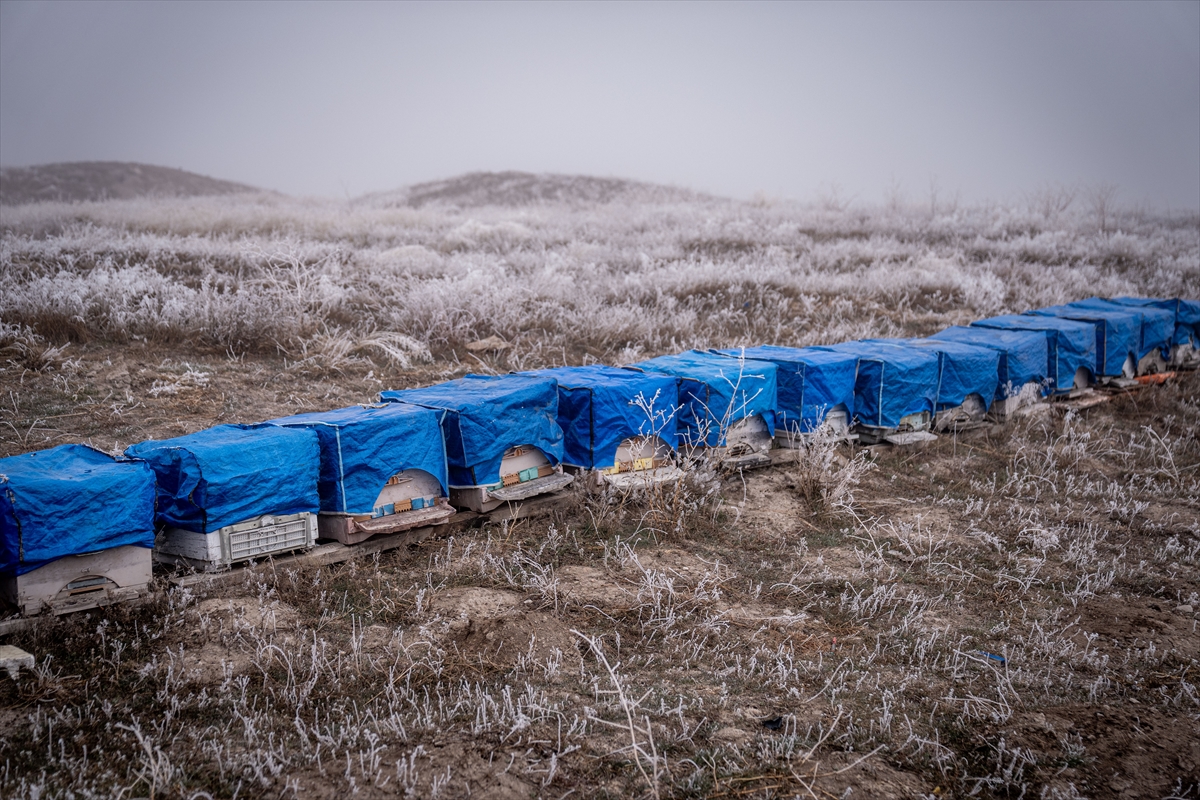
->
{"left": 2, "top": 545, "right": 152, "bottom": 616}
{"left": 318, "top": 469, "right": 455, "bottom": 545}
{"left": 1, "top": 444, "right": 158, "bottom": 617}
{"left": 1169, "top": 342, "right": 1199, "bottom": 369}
{"left": 934, "top": 394, "right": 990, "bottom": 432}
{"left": 704, "top": 414, "right": 774, "bottom": 470}
{"left": 857, "top": 410, "right": 934, "bottom": 445}
{"left": 774, "top": 406, "right": 854, "bottom": 448}
{"left": 989, "top": 382, "right": 1045, "bottom": 419}
{"left": 451, "top": 445, "right": 574, "bottom": 514}
{"left": 379, "top": 375, "right": 573, "bottom": 516}
{"left": 583, "top": 435, "right": 682, "bottom": 489}
{"left": 126, "top": 424, "right": 322, "bottom": 573}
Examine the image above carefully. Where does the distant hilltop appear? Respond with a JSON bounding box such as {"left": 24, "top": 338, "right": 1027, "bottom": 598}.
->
{"left": 358, "top": 171, "right": 714, "bottom": 209}
{"left": 0, "top": 161, "right": 263, "bottom": 205}
{"left": 0, "top": 163, "right": 713, "bottom": 208}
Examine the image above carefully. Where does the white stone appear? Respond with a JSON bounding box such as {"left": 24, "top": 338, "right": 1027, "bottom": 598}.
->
{"left": 0, "top": 644, "right": 34, "bottom": 679}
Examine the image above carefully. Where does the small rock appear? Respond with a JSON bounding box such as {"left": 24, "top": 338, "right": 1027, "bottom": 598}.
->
{"left": 0, "top": 645, "right": 34, "bottom": 679}
{"left": 465, "top": 336, "right": 510, "bottom": 353}
{"left": 712, "top": 726, "right": 750, "bottom": 743}
{"left": 1176, "top": 604, "right": 1194, "bottom": 614}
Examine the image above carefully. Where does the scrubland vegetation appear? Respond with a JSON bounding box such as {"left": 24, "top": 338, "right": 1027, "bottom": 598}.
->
{"left": 2, "top": 182, "right": 1196, "bottom": 368}
{"left": 1, "top": 178, "right": 1198, "bottom": 798}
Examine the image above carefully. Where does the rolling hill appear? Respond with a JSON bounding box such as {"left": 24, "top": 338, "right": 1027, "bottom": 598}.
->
{"left": 0, "top": 161, "right": 263, "bottom": 205}
{"left": 358, "top": 170, "right": 712, "bottom": 208}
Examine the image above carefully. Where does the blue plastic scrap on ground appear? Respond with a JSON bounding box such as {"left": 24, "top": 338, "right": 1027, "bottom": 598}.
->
{"left": 1, "top": 444, "right": 156, "bottom": 576}
{"left": 520, "top": 365, "right": 679, "bottom": 470}
{"left": 929, "top": 326, "right": 1049, "bottom": 399}
{"left": 380, "top": 374, "right": 564, "bottom": 487}
{"left": 970, "top": 314, "right": 1096, "bottom": 392}
{"left": 630, "top": 350, "right": 777, "bottom": 447}
{"left": 126, "top": 424, "right": 321, "bottom": 533}
{"left": 268, "top": 403, "right": 449, "bottom": 515}
{"left": 805, "top": 341, "right": 938, "bottom": 429}
{"left": 711, "top": 345, "right": 857, "bottom": 436}
{"left": 862, "top": 338, "right": 1001, "bottom": 412}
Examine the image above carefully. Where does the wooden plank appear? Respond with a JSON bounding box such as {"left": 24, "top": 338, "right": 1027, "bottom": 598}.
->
{"left": 479, "top": 493, "right": 563, "bottom": 524}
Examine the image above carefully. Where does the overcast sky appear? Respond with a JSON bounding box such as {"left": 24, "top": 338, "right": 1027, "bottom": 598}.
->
{"left": 1, "top": 0, "right": 1198, "bottom": 208}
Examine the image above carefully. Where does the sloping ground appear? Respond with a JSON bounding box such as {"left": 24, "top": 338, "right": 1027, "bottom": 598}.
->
{"left": 0, "top": 162, "right": 262, "bottom": 205}
{"left": 359, "top": 170, "right": 711, "bottom": 208}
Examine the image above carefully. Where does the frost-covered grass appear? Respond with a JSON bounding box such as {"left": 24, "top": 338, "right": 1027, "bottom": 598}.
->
{"left": 1, "top": 187, "right": 1198, "bottom": 798}
{"left": 2, "top": 193, "right": 1196, "bottom": 366}
{"left": 1, "top": 384, "right": 1197, "bottom": 799}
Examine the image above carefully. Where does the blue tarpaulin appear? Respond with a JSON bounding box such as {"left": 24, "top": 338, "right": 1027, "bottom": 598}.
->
{"left": 930, "top": 326, "right": 1049, "bottom": 398}
{"left": 805, "top": 342, "right": 938, "bottom": 429}
{"left": 630, "top": 351, "right": 777, "bottom": 447}
{"left": 380, "top": 375, "right": 563, "bottom": 487}
{"left": 971, "top": 315, "right": 1096, "bottom": 391}
{"left": 1069, "top": 297, "right": 1174, "bottom": 358}
{"left": 521, "top": 365, "right": 679, "bottom": 470}
{"left": 711, "top": 346, "right": 857, "bottom": 435}
{"left": 268, "top": 404, "right": 449, "bottom": 515}
{"left": 1, "top": 445, "right": 156, "bottom": 576}
{"left": 1026, "top": 303, "right": 1141, "bottom": 377}
{"left": 127, "top": 424, "right": 321, "bottom": 533}
{"left": 862, "top": 338, "right": 1001, "bottom": 411}
{"left": 1109, "top": 297, "right": 1200, "bottom": 348}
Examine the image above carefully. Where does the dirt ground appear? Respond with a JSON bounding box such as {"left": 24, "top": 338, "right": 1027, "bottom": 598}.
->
{"left": 1, "top": 345, "right": 1198, "bottom": 799}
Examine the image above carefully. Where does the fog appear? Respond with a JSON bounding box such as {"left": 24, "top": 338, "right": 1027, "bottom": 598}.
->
{"left": 1, "top": 0, "right": 1197, "bottom": 208}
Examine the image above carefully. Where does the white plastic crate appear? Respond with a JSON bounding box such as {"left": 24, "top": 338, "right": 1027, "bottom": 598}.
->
{"left": 1, "top": 545, "right": 152, "bottom": 616}
{"left": 155, "top": 511, "right": 316, "bottom": 571}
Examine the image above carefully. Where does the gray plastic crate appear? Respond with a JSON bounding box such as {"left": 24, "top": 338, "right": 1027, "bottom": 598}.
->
{"left": 155, "top": 511, "right": 316, "bottom": 571}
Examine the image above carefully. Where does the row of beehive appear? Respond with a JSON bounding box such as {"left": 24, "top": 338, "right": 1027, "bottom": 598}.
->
{"left": 1, "top": 295, "right": 1197, "bottom": 615}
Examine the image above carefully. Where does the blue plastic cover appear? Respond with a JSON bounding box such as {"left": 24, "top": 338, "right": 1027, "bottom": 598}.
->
{"left": 1025, "top": 303, "right": 1141, "bottom": 377}
{"left": 268, "top": 404, "right": 448, "bottom": 515}
{"left": 929, "top": 326, "right": 1049, "bottom": 398}
{"left": 126, "top": 424, "right": 321, "bottom": 533}
{"left": 1, "top": 444, "right": 157, "bottom": 576}
{"left": 630, "top": 351, "right": 777, "bottom": 447}
{"left": 1069, "top": 297, "right": 1174, "bottom": 358}
{"left": 1109, "top": 297, "right": 1200, "bottom": 347}
{"left": 712, "top": 346, "right": 857, "bottom": 435}
{"left": 379, "top": 374, "right": 563, "bottom": 487}
{"left": 971, "top": 315, "right": 1096, "bottom": 391}
{"left": 521, "top": 365, "right": 679, "bottom": 470}
{"left": 863, "top": 338, "right": 1001, "bottom": 411}
{"left": 805, "top": 342, "right": 939, "bottom": 429}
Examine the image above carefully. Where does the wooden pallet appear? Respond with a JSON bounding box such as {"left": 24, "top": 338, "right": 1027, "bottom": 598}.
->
{"left": 0, "top": 495, "right": 566, "bottom": 635}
